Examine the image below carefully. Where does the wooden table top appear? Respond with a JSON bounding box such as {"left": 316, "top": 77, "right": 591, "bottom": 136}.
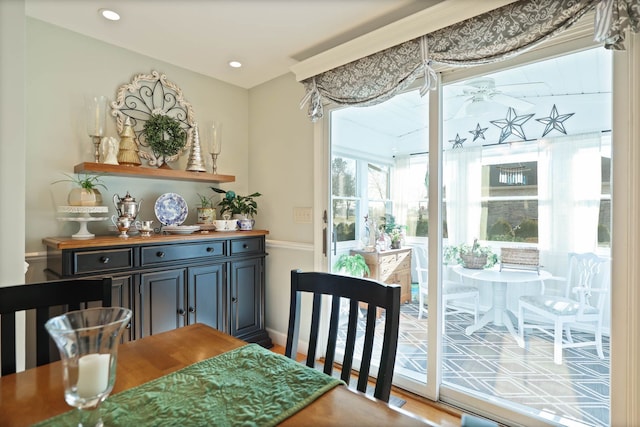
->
{"left": 0, "top": 324, "right": 436, "bottom": 426}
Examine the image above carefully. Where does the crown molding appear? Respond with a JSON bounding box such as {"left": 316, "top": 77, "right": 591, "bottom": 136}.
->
{"left": 290, "top": 0, "right": 518, "bottom": 82}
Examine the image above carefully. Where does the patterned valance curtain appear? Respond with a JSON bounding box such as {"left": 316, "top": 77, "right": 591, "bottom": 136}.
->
{"left": 301, "top": 0, "right": 639, "bottom": 122}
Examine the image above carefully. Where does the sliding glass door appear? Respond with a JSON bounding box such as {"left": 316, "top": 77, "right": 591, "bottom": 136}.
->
{"left": 440, "top": 47, "right": 611, "bottom": 426}
{"left": 326, "top": 44, "right": 612, "bottom": 426}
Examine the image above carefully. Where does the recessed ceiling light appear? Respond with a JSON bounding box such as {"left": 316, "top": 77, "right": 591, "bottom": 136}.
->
{"left": 99, "top": 9, "right": 120, "bottom": 21}
{"left": 228, "top": 61, "right": 242, "bottom": 69}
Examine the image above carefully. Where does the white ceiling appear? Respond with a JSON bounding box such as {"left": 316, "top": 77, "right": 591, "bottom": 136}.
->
{"left": 25, "top": 0, "right": 443, "bottom": 89}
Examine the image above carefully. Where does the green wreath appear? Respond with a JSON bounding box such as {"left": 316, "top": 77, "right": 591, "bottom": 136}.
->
{"left": 142, "top": 114, "right": 187, "bottom": 157}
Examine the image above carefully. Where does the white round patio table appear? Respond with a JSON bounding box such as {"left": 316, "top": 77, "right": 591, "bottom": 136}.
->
{"left": 452, "top": 265, "right": 551, "bottom": 340}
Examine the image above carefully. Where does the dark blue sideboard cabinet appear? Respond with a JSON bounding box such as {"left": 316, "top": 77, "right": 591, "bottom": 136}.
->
{"left": 43, "top": 231, "right": 272, "bottom": 348}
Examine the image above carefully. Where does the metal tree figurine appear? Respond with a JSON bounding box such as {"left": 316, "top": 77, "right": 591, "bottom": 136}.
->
{"left": 186, "top": 124, "right": 206, "bottom": 172}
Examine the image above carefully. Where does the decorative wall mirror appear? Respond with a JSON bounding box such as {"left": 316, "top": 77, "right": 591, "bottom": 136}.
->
{"left": 111, "top": 70, "right": 195, "bottom": 167}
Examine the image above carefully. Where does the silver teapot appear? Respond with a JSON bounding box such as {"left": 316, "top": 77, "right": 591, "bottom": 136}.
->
{"left": 113, "top": 191, "right": 142, "bottom": 220}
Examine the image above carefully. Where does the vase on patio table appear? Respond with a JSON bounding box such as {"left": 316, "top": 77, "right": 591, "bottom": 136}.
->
{"left": 45, "top": 307, "right": 132, "bottom": 427}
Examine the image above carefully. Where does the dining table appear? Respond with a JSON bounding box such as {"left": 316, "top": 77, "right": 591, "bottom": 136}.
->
{"left": 452, "top": 265, "right": 551, "bottom": 341}
{"left": 0, "top": 323, "right": 437, "bottom": 426}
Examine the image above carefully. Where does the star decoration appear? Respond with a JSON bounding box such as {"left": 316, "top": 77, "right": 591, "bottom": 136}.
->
{"left": 449, "top": 133, "right": 467, "bottom": 149}
{"left": 536, "top": 104, "right": 574, "bottom": 137}
{"left": 469, "top": 123, "right": 488, "bottom": 142}
{"left": 490, "top": 107, "right": 535, "bottom": 144}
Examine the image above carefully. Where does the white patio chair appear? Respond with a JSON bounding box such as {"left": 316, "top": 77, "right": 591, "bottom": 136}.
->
{"left": 414, "top": 246, "right": 479, "bottom": 323}
{"left": 518, "top": 252, "right": 609, "bottom": 365}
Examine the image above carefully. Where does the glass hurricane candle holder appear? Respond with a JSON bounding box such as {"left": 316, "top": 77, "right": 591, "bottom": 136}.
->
{"left": 208, "top": 121, "right": 222, "bottom": 174}
{"left": 45, "top": 307, "right": 132, "bottom": 427}
{"left": 85, "top": 95, "right": 108, "bottom": 163}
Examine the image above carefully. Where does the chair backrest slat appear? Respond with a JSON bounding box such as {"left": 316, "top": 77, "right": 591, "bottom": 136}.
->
{"left": 0, "top": 278, "right": 112, "bottom": 376}
{"left": 566, "top": 252, "right": 609, "bottom": 318}
{"left": 285, "top": 269, "right": 401, "bottom": 402}
{"left": 1, "top": 313, "right": 17, "bottom": 375}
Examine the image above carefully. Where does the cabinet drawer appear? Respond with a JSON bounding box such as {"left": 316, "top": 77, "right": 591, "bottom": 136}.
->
{"left": 141, "top": 241, "right": 225, "bottom": 266}
{"left": 74, "top": 248, "right": 133, "bottom": 274}
{"left": 380, "top": 253, "right": 411, "bottom": 269}
{"left": 230, "top": 237, "right": 263, "bottom": 256}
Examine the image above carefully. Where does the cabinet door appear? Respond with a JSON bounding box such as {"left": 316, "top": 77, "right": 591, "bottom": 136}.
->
{"left": 111, "top": 275, "right": 133, "bottom": 342}
{"left": 229, "top": 258, "right": 263, "bottom": 339}
{"left": 138, "top": 269, "right": 186, "bottom": 338}
{"left": 187, "top": 264, "right": 225, "bottom": 332}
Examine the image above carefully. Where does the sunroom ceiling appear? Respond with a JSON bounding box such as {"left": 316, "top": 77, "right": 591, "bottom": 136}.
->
{"left": 334, "top": 46, "right": 612, "bottom": 159}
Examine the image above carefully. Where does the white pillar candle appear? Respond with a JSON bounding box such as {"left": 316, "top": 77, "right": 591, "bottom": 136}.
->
{"left": 76, "top": 353, "right": 110, "bottom": 398}
{"left": 95, "top": 105, "right": 101, "bottom": 136}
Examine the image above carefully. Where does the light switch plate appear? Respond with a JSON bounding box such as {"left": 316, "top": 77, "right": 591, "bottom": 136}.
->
{"left": 293, "top": 207, "right": 313, "bottom": 224}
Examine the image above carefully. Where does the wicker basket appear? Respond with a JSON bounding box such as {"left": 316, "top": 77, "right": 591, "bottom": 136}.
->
{"left": 460, "top": 253, "right": 487, "bottom": 269}
{"left": 500, "top": 247, "right": 539, "bottom": 272}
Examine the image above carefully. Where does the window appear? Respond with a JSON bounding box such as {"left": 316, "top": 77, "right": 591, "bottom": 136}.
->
{"left": 482, "top": 161, "right": 539, "bottom": 243}
{"left": 331, "top": 156, "right": 391, "bottom": 243}
{"left": 332, "top": 157, "right": 358, "bottom": 242}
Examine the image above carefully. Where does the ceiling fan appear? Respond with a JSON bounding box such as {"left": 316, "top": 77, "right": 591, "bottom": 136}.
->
{"left": 447, "top": 77, "right": 543, "bottom": 119}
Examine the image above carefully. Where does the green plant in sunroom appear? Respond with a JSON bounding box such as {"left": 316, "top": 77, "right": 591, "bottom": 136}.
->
{"left": 333, "top": 253, "right": 370, "bottom": 277}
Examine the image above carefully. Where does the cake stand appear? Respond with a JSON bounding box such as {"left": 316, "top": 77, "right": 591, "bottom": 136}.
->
{"left": 57, "top": 206, "right": 109, "bottom": 239}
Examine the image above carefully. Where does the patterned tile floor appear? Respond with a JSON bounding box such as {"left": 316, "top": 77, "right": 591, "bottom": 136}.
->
{"left": 338, "top": 302, "right": 610, "bottom": 427}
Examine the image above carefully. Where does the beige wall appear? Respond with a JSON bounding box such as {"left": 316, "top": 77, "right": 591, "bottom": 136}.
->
{"left": 249, "top": 73, "right": 316, "bottom": 340}
{"left": 25, "top": 18, "right": 250, "bottom": 253}
{"left": 1, "top": 0, "right": 26, "bottom": 285}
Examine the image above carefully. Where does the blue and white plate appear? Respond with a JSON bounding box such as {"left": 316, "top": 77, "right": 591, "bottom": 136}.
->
{"left": 154, "top": 193, "right": 188, "bottom": 226}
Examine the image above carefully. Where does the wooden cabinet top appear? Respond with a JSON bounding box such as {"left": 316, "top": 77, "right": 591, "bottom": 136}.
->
{"left": 350, "top": 247, "right": 411, "bottom": 259}
{"left": 43, "top": 230, "right": 269, "bottom": 250}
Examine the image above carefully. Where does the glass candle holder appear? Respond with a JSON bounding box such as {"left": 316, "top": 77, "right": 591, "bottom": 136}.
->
{"left": 45, "top": 307, "right": 132, "bottom": 427}
{"left": 85, "top": 95, "right": 108, "bottom": 163}
{"left": 208, "top": 121, "right": 222, "bottom": 174}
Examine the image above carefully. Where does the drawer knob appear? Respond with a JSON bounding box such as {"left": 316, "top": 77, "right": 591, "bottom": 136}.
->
{"left": 231, "top": 297, "right": 238, "bottom": 303}
{"left": 206, "top": 247, "right": 214, "bottom": 253}
{"left": 99, "top": 256, "right": 110, "bottom": 264}
{"left": 188, "top": 306, "right": 196, "bottom": 313}
{"left": 177, "top": 308, "right": 186, "bottom": 316}
{"left": 156, "top": 251, "right": 165, "bottom": 258}
{"left": 242, "top": 244, "right": 249, "bottom": 249}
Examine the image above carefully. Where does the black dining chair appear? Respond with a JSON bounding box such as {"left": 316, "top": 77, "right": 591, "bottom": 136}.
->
{"left": 0, "top": 277, "right": 112, "bottom": 375}
{"left": 285, "top": 269, "right": 401, "bottom": 402}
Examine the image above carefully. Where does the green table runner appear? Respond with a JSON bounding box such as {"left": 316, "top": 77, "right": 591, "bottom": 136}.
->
{"left": 36, "top": 344, "right": 343, "bottom": 426}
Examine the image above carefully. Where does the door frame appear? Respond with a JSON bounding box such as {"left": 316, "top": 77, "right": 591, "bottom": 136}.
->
{"left": 314, "top": 32, "right": 640, "bottom": 425}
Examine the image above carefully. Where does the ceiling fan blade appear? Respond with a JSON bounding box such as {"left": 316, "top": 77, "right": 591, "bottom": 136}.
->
{"left": 443, "top": 97, "right": 470, "bottom": 120}
{"left": 494, "top": 81, "right": 548, "bottom": 93}
{"left": 490, "top": 93, "right": 534, "bottom": 111}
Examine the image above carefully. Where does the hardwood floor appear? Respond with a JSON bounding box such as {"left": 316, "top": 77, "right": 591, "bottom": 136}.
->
{"left": 270, "top": 344, "right": 461, "bottom": 426}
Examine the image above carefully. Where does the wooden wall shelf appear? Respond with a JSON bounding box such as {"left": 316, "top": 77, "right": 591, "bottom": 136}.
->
{"left": 74, "top": 162, "right": 235, "bottom": 183}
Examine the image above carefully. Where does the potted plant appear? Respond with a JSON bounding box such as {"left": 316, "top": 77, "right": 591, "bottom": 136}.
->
{"left": 142, "top": 114, "right": 187, "bottom": 169}
{"left": 333, "top": 253, "right": 370, "bottom": 277}
{"left": 389, "top": 227, "right": 404, "bottom": 249}
{"left": 210, "top": 187, "right": 261, "bottom": 219}
{"left": 196, "top": 193, "right": 216, "bottom": 225}
{"left": 52, "top": 173, "right": 107, "bottom": 206}
{"left": 444, "top": 239, "right": 499, "bottom": 269}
